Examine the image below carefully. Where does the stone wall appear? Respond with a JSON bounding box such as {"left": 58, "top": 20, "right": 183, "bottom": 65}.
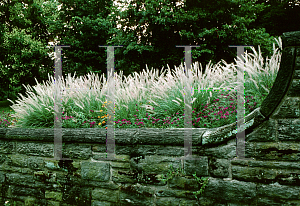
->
{"left": 0, "top": 31, "right": 299, "bottom": 206}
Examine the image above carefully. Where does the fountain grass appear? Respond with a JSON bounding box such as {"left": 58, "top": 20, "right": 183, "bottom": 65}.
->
{"left": 2, "top": 36, "right": 282, "bottom": 129}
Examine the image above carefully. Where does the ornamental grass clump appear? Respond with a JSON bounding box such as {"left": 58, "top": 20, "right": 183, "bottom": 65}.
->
{"left": 6, "top": 36, "right": 282, "bottom": 129}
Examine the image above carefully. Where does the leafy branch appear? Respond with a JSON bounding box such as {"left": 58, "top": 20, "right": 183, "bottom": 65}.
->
{"left": 192, "top": 172, "right": 209, "bottom": 200}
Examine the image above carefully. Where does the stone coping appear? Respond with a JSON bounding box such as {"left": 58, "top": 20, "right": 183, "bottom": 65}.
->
{"left": 0, "top": 107, "right": 266, "bottom": 146}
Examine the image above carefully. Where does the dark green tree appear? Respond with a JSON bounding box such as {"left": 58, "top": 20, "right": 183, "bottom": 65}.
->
{"left": 0, "top": 0, "right": 116, "bottom": 101}
{"left": 0, "top": 0, "right": 63, "bottom": 101}
{"left": 48, "top": 0, "right": 117, "bottom": 81}
{"left": 248, "top": 0, "right": 300, "bottom": 38}
{"left": 105, "top": 0, "right": 282, "bottom": 77}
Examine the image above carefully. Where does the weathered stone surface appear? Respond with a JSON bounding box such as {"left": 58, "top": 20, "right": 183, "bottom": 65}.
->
{"left": 0, "top": 171, "right": 5, "bottom": 183}
{"left": 0, "top": 31, "right": 300, "bottom": 205}
{"left": 246, "top": 142, "right": 300, "bottom": 161}
{"left": 91, "top": 200, "right": 113, "bottom": 206}
{"left": 155, "top": 197, "right": 199, "bottom": 206}
{"left": 5, "top": 154, "right": 45, "bottom": 171}
{"left": 112, "top": 169, "right": 137, "bottom": 183}
{"left": 45, "top": 191, "right": 63, "bottom": 201}
{"left": 183, "top": 156, "right": 208, "bottom": 176}
{"left": 81, "top": 161, "right": 110, "bottom": 182}
{"left": 208, "top": 158, "right": 230, "bottom": 178}
{"left": 287, "top": 79, "right": 300, "bottom": 97}
{"left": 92, "top": 188, "right": 119, "bottom": 202}
{"left": 119, "top": 183, "right": 155, "bottom": 205}
{"left": 62, "top": 143, "right": 92, "bottom": 159}
{"left": 16, "top": 142, "right": 53, "bottom": 157}
{"left": 272, "top": 97, "right": 300, "bottom": 118}
{"left": 201, "top": 177, "right": 257, "bottom": 203}
{"left": 6, "top": 184, "right": 45, "bottom": 198}
{"left": 257, "top": 197, "right": 300, "bottom": 206}
{"left": 277, "top": 119, "right": 300, "bottom": 141}
{"left": 130, "top": 155, "right": 182, "bottom": 174}
{"left": 257, "top": 182, "right": 300, "bottom": 201}
{"left": 62, "top": 186, "right": 92, "bottom": 205}
{"left": 0, "top": 154, "right": 7, "bottom": 164}
{"left": 196, "top": 138, "right": 236, "bottom": 159}
{"left": 246, "top": 119, "right": 277, "bottom": 142}
{"left": 0, "top": 140, "right": 14, "bottom": 154}
{"left": 295, "top": 69, "right": 300, "bottom": 78}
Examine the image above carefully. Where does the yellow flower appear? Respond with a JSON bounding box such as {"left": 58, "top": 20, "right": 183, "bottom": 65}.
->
{"left": 98, "top": 116, "right": 100, "bottom": 118}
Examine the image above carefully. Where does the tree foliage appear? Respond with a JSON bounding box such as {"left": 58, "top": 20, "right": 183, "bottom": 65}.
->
{"left": 1, "top": 0, "right": 298, "bottom": 101}
{"left": 0, "top": 0, "right": 63, "bottom": 101}
{"left": 248, "top": 0, "right": 300, "bottom": 38}
{"left": 0, "top": 0, "right": 115, "bottom": 101}
{"left": 104, "top": 0, "right": 282, "bottom": 78}
{"left": 49, "top": 0, "right": 116, "bottom": 79}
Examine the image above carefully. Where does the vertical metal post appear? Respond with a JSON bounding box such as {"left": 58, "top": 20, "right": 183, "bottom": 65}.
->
{"left": 46, "top": 45, "right": 71, "bottom": 161}
{"left": 176, "top": 45, "right": 202, "bottom": 161}
{"left": 96, "top": 46, "right": 123, "bottom": 160}
{"left": 229, "top": 45, "right": 255, "bottom": 160}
